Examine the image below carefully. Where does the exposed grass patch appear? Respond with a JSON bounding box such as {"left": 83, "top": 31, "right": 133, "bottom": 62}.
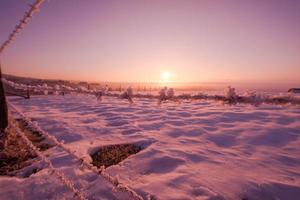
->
{"left": 16, "top": 118, "right": 54, "bottom": 151}
{"left": 91, "top": 143, "right": 142, "bottom": 168}
{"left": 0, "top": 123, "right": 37, "bottom": 175}
{"left": 0, "top": 118, "right": 53, "bottom": 176}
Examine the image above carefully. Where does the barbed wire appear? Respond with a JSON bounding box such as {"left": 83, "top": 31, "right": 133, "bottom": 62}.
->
{"left": 0, "top": 0, "right": 45, "bottom": 54}
{"left": 8, "top": 101, "right": 147, "bottom": 200}
{"left": 8, "top": 116, "right": 87, "bottom": 200}
{"left": 0, "top": 1, "right": 149, "bottom": 198}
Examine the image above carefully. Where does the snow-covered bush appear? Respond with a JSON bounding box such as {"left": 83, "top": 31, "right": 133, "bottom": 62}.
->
{"left": 54, "top": 84, "right": 60, "bottom": 90}
{"left": 159, "top": 87, "right": 167, "bottom": 100}
{"left": 120, "top": 86, "right": 133, "bottom": 103}
{"left": 78, "top": 86, "right": 86, "bottom": 92}
{"left": 167, "top": 88, "right": 174, "bottom": 98}
{"left": 104, "top": 85, "right": 109, "bottom": 94}
{"left": 243, "top": 90, "right": 263, "bottom": 105}
{"left": 126, "top": 86, "right": 133, "bottom": 97}
{"left": 226, "top": 86, "right": 237, "bottom": 103}
{"left": 95, "top": 90, "right": 103, "bottom": 101}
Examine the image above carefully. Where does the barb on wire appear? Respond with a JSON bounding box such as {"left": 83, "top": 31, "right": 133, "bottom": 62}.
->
{"left": 0, "top": 0, "right": 45, "bottom": 54}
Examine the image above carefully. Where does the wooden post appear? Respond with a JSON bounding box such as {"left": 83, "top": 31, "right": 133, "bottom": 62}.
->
{"left": 0, "top": 64, "right": 8, "bottom": 132}
{"left": 26, "top": 84, "right": 30, "bottom": 99}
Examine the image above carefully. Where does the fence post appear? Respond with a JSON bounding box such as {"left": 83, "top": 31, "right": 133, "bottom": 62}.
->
{"left": 0, "top": 64, "right": 8, "bottom": 132}
{"left": 26, "top": 84, "right": 30, "bottom": 99}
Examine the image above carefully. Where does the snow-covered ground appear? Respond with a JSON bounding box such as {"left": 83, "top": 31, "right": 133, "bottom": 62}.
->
{"left": 2, "top": 94, "right": 300, "bottom": 200}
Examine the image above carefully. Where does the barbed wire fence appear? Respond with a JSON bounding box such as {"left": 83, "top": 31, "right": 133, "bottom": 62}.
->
{"left": 3, "top": 77, "right": 300, "bottom": 106}
{"left": 0, "top": 1, "right": 88, "bottom": 199}
{"left": 1, "top": 1, "right": 299, "bottom": 199}
{"left": 8, "top": 118, "right": 87, "bottom": 200}
{"left": 0, "top": 1, "right": 150, "bottom": 199}
{"left": 1, "top": 0, "right": 45, "bottom": 131}
{"left": 8, "top": 101, "right": 146, "bottom": 200}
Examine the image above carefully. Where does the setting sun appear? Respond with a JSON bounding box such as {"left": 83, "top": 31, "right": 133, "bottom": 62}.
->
{"left": 1, "top": 1, "right": 300, "bottom": 199}
{"left": 161, "top": 71, "right": 171, "bottom": 82}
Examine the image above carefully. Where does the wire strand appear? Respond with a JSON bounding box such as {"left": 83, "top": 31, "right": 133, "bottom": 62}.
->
{"left": 0, "top": 0, "right": 45, "bottom": 54}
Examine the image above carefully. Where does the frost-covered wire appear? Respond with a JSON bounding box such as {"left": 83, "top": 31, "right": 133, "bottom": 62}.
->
{"left": 8, "top": 101, "right": 146, "bottom": 200}
{"left": 8, "top": 118, "right": 87, "bottom": 200}
{"left": 0, "top": 0, "right": 45, "bottom": 54}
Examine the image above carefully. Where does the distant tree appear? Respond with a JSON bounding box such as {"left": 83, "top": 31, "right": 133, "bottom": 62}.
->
{"left": 0, "top": 65, "right": 8, "bottom": 132}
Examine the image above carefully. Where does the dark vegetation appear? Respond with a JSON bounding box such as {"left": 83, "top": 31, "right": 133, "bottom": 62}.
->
{"left": 16, "top": 118, "right": 54, "bottom": 151}
{"left": 0, "top": 118, "right": 53, "bottom": 176}
{"left": 91, "top": 143, "right": 142, "bottom": 168}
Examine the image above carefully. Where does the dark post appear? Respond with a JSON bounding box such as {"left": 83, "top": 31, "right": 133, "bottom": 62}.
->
{"left": 26, "top": 84, "right": 30, "bottom": 99}
{"left": 0, "top": 64, "right": 8, "bottom": 132}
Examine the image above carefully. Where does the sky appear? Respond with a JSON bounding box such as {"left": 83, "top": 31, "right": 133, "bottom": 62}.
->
{"left": 0, "top": 0, "right": 300, "bottom": 85}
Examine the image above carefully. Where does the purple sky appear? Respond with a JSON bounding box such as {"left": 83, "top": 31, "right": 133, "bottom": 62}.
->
{"left": 1, "top": 0, "right": 300, "bottom": 85}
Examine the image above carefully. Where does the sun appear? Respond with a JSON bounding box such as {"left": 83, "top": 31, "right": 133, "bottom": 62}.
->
{"left": 161, "top": 71, "right": 171, "bottom": 82}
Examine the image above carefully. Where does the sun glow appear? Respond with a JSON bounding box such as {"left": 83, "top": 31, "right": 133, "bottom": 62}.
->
{"left": 161, "top": 71, "right": 172, "bottom": 82}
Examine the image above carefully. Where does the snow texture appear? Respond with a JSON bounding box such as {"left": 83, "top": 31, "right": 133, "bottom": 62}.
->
{"left": 2, "top": 94, "right": 300, "bottom": 200}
